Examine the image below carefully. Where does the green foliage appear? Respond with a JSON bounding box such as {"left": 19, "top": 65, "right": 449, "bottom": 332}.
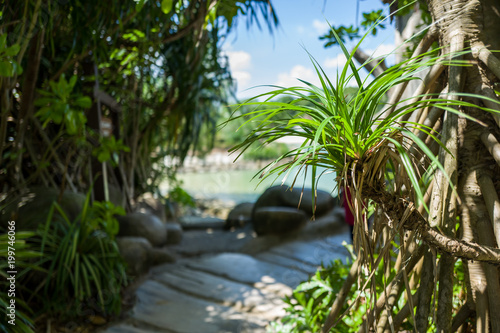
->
{"left": 34, "top": 74, "right": 91, "bottom": 136}
{"left": 92, "top": 136, "right": 130, "bottom": 167}
{"left": 268, "top": 258, "right": 358, "bottom": 332}
{"left": 1, "top": 0, "right": 279, "bottom": 206}
{"left": 168, "top": 184, "right": 196, "bottom": 208}
{"left": 319, "top": 1, "right": 431, "bottom": 48}
{"left": 269, "top": 248, "right": 469, "bottom": 332}
{"left": 320, "top": 9, "right": 385, "bottom": 47}
{"left": 0, "top": 34, "right": 22, "bottom": 77}
{"left": 361, "top": 10, "right": 386, "bottom": 34}
{"left": 34, "top": 194, "right": 127, "bottom": 318}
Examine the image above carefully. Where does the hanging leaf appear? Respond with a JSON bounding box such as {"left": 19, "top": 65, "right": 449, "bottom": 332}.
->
{"left": 161, "top": 0, "right": 173, "bottom": 15}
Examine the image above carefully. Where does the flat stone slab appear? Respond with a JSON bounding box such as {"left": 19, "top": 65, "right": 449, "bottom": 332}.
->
{"left": 127, "top": 279, "right": 268, "bottom": 333}
{"left": 179, "top": 216, "right": 226, "bottom": 229}
{"left": 255, "top": 252, "right": 320, "bottom": 275}
{"left": 152, "top": 266, "right": 286, "bottom": 318}
{"left": 168, "top": 224, "right": 257, "bottom": 256}
{"left": 104, "top": 324, "right": 169, "bottom": 333}
{"left": 270, "top": 239, "right": 350, "bottom": 267}
{"left": 185, "top": 252, "right": 309, "bottom": 289}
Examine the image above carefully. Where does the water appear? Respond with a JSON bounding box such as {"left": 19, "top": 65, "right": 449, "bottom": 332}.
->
{"left": 176, "top": 167, "right": 337, "bottom": 204}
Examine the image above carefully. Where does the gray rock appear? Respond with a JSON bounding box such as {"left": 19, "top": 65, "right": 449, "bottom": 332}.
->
{"left": 225, "top": 202, "right": 254, "bottom": 229}
{"left": 116, "top": 236, "right": 152, "bottom": 276}
{"left": 165, "top": 222, "right": 183, "bottom": 245}
{"left": 148, "top": 248, "right": 176, "bottom": 266}
{"left": 253, "top": 206, "right": 308, "bottom": 236}
{"left": 129, "top": 279, "right": 268, "bottom": 333}
{"left": 281, "top": 187, "right": 336, "bottom": 216}
{"left": 152, "top": 266, "right": 285, "bottom": 318}
{"left": 0, "top": 187, "right": 85, "bottom": 230}
{"left": 108, "top": 184, "right": 127, "bottom": 209}
{"left": 117, "top": 212, "right": 167, "bottom": 247}
{"left": 252, "top": 186, "right": 336, "bottom": 221}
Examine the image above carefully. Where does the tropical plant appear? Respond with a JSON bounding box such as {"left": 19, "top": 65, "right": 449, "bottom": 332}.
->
{"left": 32, "top": 193, "right": 127, "bottom": 319}
{"left": 0, "top": 231, "right": 42, "bottom": 333}
{"left": 229, "top": 16, "right": 500, "bottom": 332}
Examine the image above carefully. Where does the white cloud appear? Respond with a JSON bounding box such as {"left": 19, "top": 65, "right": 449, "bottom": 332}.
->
{"left": 225, "top": 50, "right": 252, "bottom": 88}
{"left": 323, "top": 53, "right": 348, "bottom": 69}
{"left": 275, "top": 65, "right": 319, "bottom": 88}
{"left": 312, "top": 19, "right": 330, "bottom": 34}
{"left": 365, "top": 43, "right": 395, "bottom": 59}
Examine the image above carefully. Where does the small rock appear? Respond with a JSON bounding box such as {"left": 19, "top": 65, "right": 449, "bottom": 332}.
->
{"left": 117, "top": 212, "right": 167, "bottom": 247}
{"left": 225, "top": 202, "right": 254, "bottom": 229}
{"left": 148, "top": 248, "right": 176, "bottom": 266}
{"left": 116, "top": 236, "right": 152, "bottom": 276}
{"left": 253, "top": 206, "right": 308, "bottom": 236}
{"left": 165, "top": 222, "right": 183, "bottom": 245}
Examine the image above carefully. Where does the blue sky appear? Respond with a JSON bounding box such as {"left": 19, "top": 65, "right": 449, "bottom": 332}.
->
{"left": 224, "top": 0, "right": 396, "bottom": 100}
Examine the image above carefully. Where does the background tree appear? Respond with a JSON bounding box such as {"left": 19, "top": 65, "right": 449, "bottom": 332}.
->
{"left": 0, "top": 0, "right": 278, "bottom": 208}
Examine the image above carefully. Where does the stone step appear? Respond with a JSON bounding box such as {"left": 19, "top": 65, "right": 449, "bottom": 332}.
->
{"left": 269, "top": 239, "right": 350, "bottom": 267}
{"left": 115, "top": 279, "right": 269, "bottom": 333}
{"left": 151, "top": 266, "right": 286, "bottom": 319}
{"left": 104, "top": 323, "right": 173, "bottom": 333}
{"left": 254, "top": 251, "right": 320, "bottom": 275}
{"left": 183, "top": 252, "right": 309, "bottom": 289}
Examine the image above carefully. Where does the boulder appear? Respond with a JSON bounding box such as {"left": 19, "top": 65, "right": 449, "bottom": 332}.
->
{"left": 117, "top": 212, "right": 167, "bottom": 247}
{"left": 108, "top": 184, "right": 127, "bottom": 209}
{"left": 225, "top": 202, "right": 254, "bottom": 229}
{"left": 116, "top": 236, "right": 152, "bottom": 276}
{"left": 165, "top": 222, "right": 183, "bottom": 245}
{"left": 253, "top": 207, "right": 308, "bottom": 236}
{"left": 280, "top": 188, "right": 336, "bottom": 216}
{"left": 252, "top": 186, "right": 336, "bottom": 221}
{"left": 0, "top": 187, "right": 86, "bottom": 230}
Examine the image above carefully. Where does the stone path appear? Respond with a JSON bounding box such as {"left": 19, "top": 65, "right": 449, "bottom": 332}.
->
{"left": 103, "top": 209, "right": 351, "bottom": 333}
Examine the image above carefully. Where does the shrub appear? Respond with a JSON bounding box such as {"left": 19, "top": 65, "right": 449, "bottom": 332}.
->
{"left": 0, "top": 231, "right": 42, "bottom": 333}
{"left": 33, "top": 195, "right": 128, "bottom": 318}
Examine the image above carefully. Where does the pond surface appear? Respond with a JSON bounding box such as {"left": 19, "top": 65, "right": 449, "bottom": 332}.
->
{"left": 176, "top": 167, "right": 338, "bottom": 204}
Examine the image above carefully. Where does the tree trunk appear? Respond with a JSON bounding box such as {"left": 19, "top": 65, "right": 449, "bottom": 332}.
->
{"left": 426, "top": 0, "right": 500, "bottom": 329}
